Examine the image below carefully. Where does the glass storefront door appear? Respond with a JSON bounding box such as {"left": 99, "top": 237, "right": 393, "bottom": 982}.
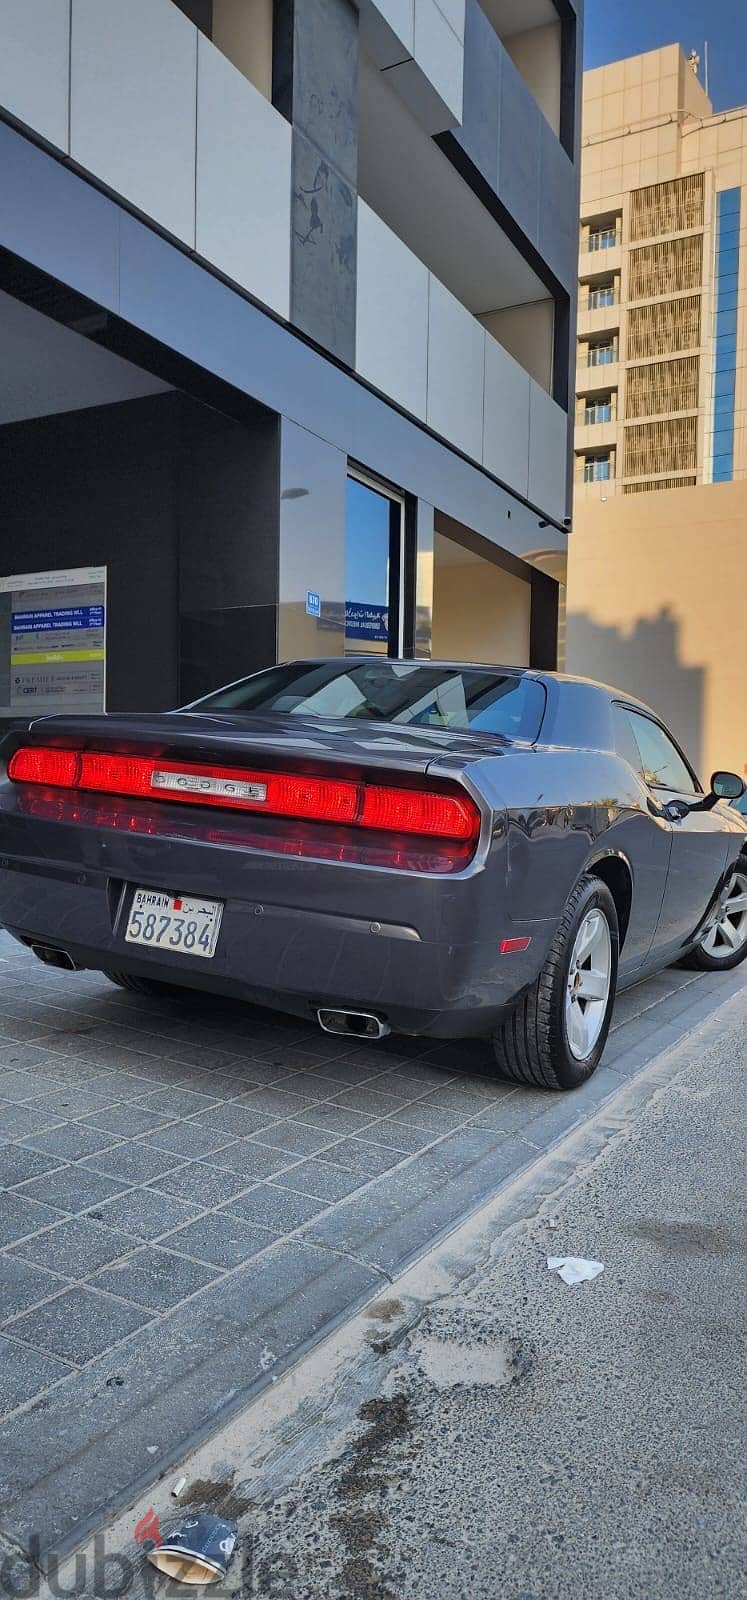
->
{"left": 344, "top": 470, "right": 404, "bottom": 655}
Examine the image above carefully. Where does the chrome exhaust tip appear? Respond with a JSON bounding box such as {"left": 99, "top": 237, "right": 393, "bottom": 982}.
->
{"left": 30, "top": 942, "right": 79, "bottom": 972}
{"left": 317, "top": 1008, "right": 391, "bottom": 1040}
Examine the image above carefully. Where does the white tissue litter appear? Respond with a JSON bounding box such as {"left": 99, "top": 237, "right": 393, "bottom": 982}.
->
{"left": 547, "top": 1255, "right": 604, "bottom": 1286}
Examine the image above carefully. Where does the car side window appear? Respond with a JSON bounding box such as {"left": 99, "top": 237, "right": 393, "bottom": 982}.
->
{"left": 613, "top": 706, "right": 644, "bottom": 775}
{"left": 625, "top": 710, "right": 698, "bottom": 795}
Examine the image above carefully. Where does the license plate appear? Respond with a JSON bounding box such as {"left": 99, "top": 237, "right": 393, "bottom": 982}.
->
{"left": 124, "top": 889, "right": 223, "bottom": 959}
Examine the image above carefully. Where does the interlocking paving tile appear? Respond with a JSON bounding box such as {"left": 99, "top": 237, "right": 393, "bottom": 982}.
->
{"left": 0, "top": 1104, "right": 64, "bottom": 1140}
{"left": 0, "top": 1145, "right": 64, "bottom": 1186}
{"left": 136, "top": 1121, "right": 238, "bottom": 1161}
{"left": 149, "top": 1162, "right": 258, "bottom": 1209}
{"left": 0, "top": 1193, "right": 63, "bottom": 1249}
{"left": 18, "top": 1122, "right": 121, "bottom": 1163}
{"left": 9, "top": 1285, "right": 151, "bottom": 1365}
{"left": 23, "top": 1086, "right": 124, "bottom": 1119}
{"left": 0, "top": 1336, "right": 72, "bottom": 1412}
{"left": 91, "top": 1247, "right": 218, "bottom": 1311}
{"left": 208, "top": 1141, "right": 292, "bottom": 1181}
{"left": 235, "top": 1086, "right": 318, "bottom": 1117}
{"left": 318, "top": 1136, "right": 405, "bottom": 1177}
{"left": 79, "top": 1141, "right": 184, "bottom": 1186}
{"left": 222, "top": 1183, "right": 327, "bottom": 1233}
{"left": 293, "top": 1103, "right": 378, "bottom": 1136}
{"left": 9, "top": 1216, "right": 134, "bottom": 1280}
{"left": 360, "top": 1117, "right": 439, "bottom": 1153}
{"left": 0, "top": 1070, "right": 60, "bottom": 1103}
{"left": 276, "top": 1158, "right": 368, "bottom": 1203}
{"left": 247, "top": 1120, "right": 338, "bottom": 1158}
{"left": 14, "top": 1167, "right": 128, "bottom": 1215}
{"left": 78, "top": 1105, "right": 174, "bottom": 1139}
{"left": 0, "top": 1257, "right": 65, "bottom": 1323}
{"left": 87, "top": 1188, "right": 202, "bottom": 1241}
{"left": 329, "top": 1085, "right": 415, "bottom": 1116}
{"left": 162, "top": 1212, "right": 271, "bottom": 1268}
{"left": 133, "top": 1087, "right": 221, "bottom": 1119}
{"left": 189, "top": 1103, "right": 280, "bottom": 1137}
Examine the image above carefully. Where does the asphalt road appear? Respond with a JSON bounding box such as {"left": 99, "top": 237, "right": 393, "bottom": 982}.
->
{"left": 240, "top": 988, "right": 746, "bottom": 1600}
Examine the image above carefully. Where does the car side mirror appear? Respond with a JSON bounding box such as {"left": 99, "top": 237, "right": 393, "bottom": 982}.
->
{"left": 711, "top": 771, "right": 745, "bottom": 801}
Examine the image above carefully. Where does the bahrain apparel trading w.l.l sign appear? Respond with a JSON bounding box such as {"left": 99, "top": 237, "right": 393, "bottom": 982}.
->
{"left": 0, "top": 566, "right": 107, "bottom": 718}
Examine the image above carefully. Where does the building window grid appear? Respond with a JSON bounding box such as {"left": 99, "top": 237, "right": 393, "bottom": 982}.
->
{"left": 584, "top": 395, "right": 613, "bottom": 425}
{"left": 587, "top": 338, "right": 617, "bottom": 367}
{"left": 583, "top": 453, "right": 612, "bottom": 482}
{"left": 586, "top": 282, "right": 617, "bottom": 310}
{"left": 587, "top": 223, "right": 619, "bottom": 252}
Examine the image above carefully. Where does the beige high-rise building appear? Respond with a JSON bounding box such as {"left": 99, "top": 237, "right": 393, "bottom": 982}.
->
{"left": 566, "top": 44, "right": 746, "bottom": 783}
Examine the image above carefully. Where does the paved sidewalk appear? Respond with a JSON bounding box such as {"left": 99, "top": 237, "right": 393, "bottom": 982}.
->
{"left": 0, "top": 930, "right": 743, "bottom": 1564}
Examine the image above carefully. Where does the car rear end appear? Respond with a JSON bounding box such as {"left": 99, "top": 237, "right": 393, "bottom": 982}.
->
{"left": 0, "top": 706, "right": 542, "bottom": 1038}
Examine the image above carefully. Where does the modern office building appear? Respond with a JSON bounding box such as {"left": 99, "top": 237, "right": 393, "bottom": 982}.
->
{"left": 567, "top": 44, "right": 746, "bottom": 779}
{"left": 0, "top": 0, "right": 582, "bottom": 726}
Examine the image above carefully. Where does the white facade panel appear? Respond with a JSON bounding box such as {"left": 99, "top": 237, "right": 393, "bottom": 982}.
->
{"left": 367, "top": 0, "right": 415, "bottom": 54}
{"left": 433, "top": 0, "right": 465, "bottom": 44}
{"left": 413, "top": 0, "right": 464, "bottom": 122}
{"left": 0, "top": 0, "right": 70, "bottom": 153}
{"left": 196, "top": 38, "right": 291, "bottom": 320}
{"left": 70, "top": 0, "right": 197, "bottom": 247}
{"left": 482, "top": 335, "right": 531, "bottom": 499}
{"left": 528, "top": 381, "right": 568, "bottom": 519}
{"left": 356, "top": 201, "right": 429, "bottom": 421}
{"left": 427, "top": 276, "right": 485, "bottom": 462}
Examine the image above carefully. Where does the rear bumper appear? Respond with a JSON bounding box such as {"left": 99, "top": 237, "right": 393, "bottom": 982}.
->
{"left": 0, "top": 799, "right": 552, "bottom": 1038}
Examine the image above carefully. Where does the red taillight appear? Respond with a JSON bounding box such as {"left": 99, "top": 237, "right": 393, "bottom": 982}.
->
{"left": 8, "top": 744, "right": 481, "bottom": 844}
{"left": 8, "top": 748, "right": 80, "bottom": 787}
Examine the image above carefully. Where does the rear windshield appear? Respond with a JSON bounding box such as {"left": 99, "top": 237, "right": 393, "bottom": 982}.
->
{"left": 194, "top": 661, "right": 545, "bottom": 741}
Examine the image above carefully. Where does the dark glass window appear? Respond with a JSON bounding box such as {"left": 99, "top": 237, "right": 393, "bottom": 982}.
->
{"left": 344, "top": 475, "right": 402, "bottom": 656}
{"left": 195, "top": 661, "right": 546, "bottom": 740}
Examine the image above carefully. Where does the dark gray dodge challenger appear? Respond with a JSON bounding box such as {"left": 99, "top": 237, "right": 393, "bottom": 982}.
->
{"left": 1, "top": 659, "right": 745, "bottom": 1092}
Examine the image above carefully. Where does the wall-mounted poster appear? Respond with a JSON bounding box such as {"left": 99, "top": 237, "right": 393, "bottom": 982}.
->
{"left": 0, "top": 566, "right": 107, "bottom": 718}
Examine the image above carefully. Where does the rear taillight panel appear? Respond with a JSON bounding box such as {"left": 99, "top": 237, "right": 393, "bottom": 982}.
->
{"left": 8, "top": 745, "right": 481, "bottom": 848}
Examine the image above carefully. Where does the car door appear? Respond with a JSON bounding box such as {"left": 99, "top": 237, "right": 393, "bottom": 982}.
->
{"left": 620, "top": 707, "right": 729, "bottom": 956}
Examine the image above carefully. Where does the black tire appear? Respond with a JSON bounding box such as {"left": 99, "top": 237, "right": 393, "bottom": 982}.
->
{"left": 678, "top": 852, "right": 747, "bottom": 972}
{"left": 491, "top": 874, "right": 619, "bottom": 1091}
{"left": 104, "top": 971, "right": 179, "bottom": 998}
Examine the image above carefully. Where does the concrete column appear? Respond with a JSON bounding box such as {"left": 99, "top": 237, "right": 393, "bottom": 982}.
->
{"left": 274, "top": 0, "right": 359, "bottom": 366}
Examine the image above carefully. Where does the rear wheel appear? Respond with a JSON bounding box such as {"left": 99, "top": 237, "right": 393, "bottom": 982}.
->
{"left": 491, "top": 874, "right": 619, "bottom": 1091}
{"left": 679, "top": 855, "right": 747, "bottom": 971}
{"left": 104, "top": 971, "right": 180, "bottom": 997}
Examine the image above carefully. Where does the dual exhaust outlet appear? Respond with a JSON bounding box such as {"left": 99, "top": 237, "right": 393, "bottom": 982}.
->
{"left": 317, "top": 1008, "right": 390, "bottom": 1040}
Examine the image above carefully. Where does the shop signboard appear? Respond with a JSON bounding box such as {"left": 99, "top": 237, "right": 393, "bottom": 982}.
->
{"left": 0, "top": 566, "right": 107, "bottom": 718}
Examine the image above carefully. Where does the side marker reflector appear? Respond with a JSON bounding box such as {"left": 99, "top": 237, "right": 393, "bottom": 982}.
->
{"left": 500, "top": 936, "right": 532, "bottom": 954}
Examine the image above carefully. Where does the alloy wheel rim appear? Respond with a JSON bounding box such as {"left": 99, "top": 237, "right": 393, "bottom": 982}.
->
{"left": 564, "top": 908, "right": 612, "bottom": 1061}
{"left": 700, "top": 867, "right": 747, "bottom": 958}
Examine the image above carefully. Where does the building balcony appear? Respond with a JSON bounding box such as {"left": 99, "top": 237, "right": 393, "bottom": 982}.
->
{"left": 577, "top": 303, "right": 621, "bottom": 339}
{"left": 576, "top": 360, "right": 620, "bottom": 394}
{"left": 573, "top": 418, "right": 618, "bottom": 452}
{"left": 578, "top": 242, "right": 622, "bottom": 281}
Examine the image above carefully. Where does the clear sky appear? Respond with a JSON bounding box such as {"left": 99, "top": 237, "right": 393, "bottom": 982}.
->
{"left": 583, "top": 0, "right": 747, "bottom": 113}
